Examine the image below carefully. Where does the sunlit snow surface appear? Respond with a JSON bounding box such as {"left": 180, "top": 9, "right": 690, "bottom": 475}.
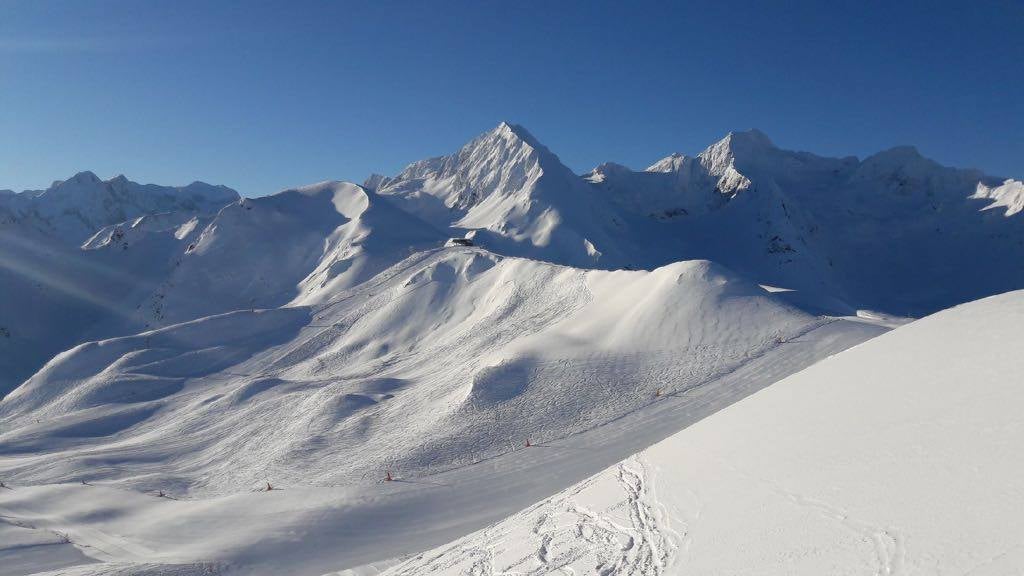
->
{"left": 1, "top": 123, "right": 1023, "bottom": 575}
{"left": 387, "top": 290, "right": 1024, "bottom": 576}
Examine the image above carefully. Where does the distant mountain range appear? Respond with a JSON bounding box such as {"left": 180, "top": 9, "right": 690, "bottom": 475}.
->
{"left": 1, "top": 123, "right": 1021, "bottom": 396}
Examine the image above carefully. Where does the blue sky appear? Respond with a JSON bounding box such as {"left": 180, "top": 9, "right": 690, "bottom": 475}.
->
{"left": 1, "top": 0, "right": 1021, "bottom": 196}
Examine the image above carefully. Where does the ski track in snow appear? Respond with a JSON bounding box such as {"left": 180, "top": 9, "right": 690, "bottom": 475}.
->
{"left": 384, "top": 455, "right": 682, "bottom": 576}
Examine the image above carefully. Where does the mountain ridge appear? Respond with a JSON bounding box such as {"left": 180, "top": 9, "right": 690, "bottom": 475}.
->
{"left": 1, "top": 123, "right": 1023, "bottom": 398}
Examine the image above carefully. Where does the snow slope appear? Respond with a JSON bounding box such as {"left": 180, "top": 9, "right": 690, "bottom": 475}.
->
{"left": 389, "top": 289, "right": 1024, "bottom": 575}
{"left": 0, "top": 249, "right": 825, "bottom": 494}
{"left": 139, "top": 181, "right": 445, "bottom": 326}
{"left": 0, "top": 174, "right": 237, "bottom": 396}
{"left": 0, "top": 250, "right": 884, "bottom": 575}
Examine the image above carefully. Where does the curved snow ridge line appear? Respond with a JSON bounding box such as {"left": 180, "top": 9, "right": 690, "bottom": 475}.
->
{"left": 169, "top": 251, "right": 452, "bottom": 383}
{"left": 663, "top": 316, "right": 836, "bottom": 397}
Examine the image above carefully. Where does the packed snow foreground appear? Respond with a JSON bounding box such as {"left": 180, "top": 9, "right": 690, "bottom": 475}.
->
{"left": 0, "top": 123, "right": 1022, "bottom": 575}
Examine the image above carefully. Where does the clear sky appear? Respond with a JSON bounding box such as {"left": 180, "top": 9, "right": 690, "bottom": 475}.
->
{"left": 1, "top": 0, "right": 1021, "bottom": 196}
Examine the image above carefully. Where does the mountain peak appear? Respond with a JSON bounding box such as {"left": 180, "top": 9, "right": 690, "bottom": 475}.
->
{"left": 453, "top": 122, "right": 567, "bottom": 174}
{"left": 362, "top": 173, "right": 390, "bottom": 191}
{"left": 708, "top": 129, "right": 776, "bottom": 155}
{"left": 868, "top": 145, "right": 924, "bottom": 163}
{"left": 43, "top": 171, "right": 103, "bottom": 192}
{"left": 492, "top": 121, "right": 542, "bottom": 148}
{"left": 586, "top": 161, "right": 633, "bottom": 183}
{"left": 858, "top": 145, "right": 935, "bottom": 175}
{"left": 64, "top": 170, "right": 102, "bottom": 186}
{"left": 109, "top": 174, "right": 130, "bottom": 190}
{"left": 699, "top": 129, "right": 777, "bottom": 175}
{"left": 646, "top": 152, "right": 688, "bottom": 173}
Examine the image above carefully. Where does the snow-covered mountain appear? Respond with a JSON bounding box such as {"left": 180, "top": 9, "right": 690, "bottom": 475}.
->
{"left": 0, "top": 173, "right": 239, "bottom": 396}
{"left": 377, "top": 122, "right": 629, "bottom": 267}
{"left": 0, "top": 124, "right": 1022, "bottom": 575}
{"left": 4, "top": 125, "right": 1021, "bottom": 398}
{"left": 587, "top": 129, "right": 1024, "bottom": 315}
{"left": 375, "top": 123, "right": 1024, "bottom": 315}
{"left": 0, "top": 171, "right": 238, "bottom": 245}
{"left": 134, "top": 181, "right": 445, "bottom": 327}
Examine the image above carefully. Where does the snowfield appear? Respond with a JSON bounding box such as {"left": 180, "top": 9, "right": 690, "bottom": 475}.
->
{"left": 1, "top": 122, "right": 1023, "bottom": 575}
{"left": 386, "top": 290, "right": 1024, "bottom": 576}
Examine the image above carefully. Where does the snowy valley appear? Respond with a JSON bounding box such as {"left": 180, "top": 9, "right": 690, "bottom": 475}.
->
{"left": 1, "top": 123, "right": 1022, "bottom": 576}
